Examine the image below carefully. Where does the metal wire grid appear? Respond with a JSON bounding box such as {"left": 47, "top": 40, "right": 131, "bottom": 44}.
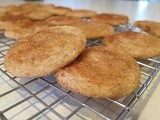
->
{"left": 0, "top": 32, "right": 160, "bottom": 120}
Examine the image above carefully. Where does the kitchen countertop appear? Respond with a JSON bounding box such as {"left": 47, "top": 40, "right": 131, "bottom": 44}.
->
{"left": 0, "top": 0, "right": 160, "bottom": 120}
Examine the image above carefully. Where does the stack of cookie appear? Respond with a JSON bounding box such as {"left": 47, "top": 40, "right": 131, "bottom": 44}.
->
{"left": 4, "top": 26, "right": 141, "bottom": 99}
{"left": 2, "top": 3, "right": 160, "bottom": 99}
{"left": 0, "top": 3, "right": 130, "bottom": 40}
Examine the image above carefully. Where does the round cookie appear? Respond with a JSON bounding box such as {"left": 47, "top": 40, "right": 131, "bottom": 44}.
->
{"left": 55, "top": 46, "right": 140, "bottom": 99}
{"left": 72, "top": 20, "right": 114, "bottom": 39}
{"left": 0, "top": 5, "right": 22, "bottom": 15}
{"left": 92, "top": 13, "right": 129, "bottom": 26}
{"left": 23, "top": 10, "right": 53, "bottom": 20}
{"left": 45, "top": 15, "right": 80, "bottom": 26}
{"left": 19, "top": 3, "right": 55, "bottom": 19}
{"left": 47, "top": 6, "right": 72, "bottom": 15}
{"left": 0, "top": 15, "right": 32, "bottom": 30}
{"left": 19, "top": 3, "right": 43, "bottom": 11}
{"left": 135, "top": 20, "right": 160, "bottom": 38}
{"left": 4, "top": 27, "right": 37, "bottom": 40}
{"left": 5, "top": 26, "right": 86, "bottom": 77}
{"left": 66, "top": 9, "right": 97, "bottom": 18}
{"left": 0, "top": 16, "right": 33, "bottom": 30}
{"left": 19, "top": 3, "right": 56, "bottom": 20}
{"left": 103, "top": 31, "right": 160, "bottom": 58}
{"left": 40, "top": 4, "right": 57, "bottom": 13}
{"left": 4, "top": 21, "right": 50, "bottom": 40}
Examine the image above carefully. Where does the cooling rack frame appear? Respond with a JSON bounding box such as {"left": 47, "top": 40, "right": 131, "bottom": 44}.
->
{"left": 0, "top": 30, "right": 160, "bottom": 120}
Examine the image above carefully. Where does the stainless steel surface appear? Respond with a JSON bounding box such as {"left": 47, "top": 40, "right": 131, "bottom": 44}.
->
{"left": 0, "top": 28, "right": 160, "bottom": 120}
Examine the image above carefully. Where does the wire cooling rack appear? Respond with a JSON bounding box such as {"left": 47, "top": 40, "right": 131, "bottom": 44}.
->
{"left": 0, "top": 30, "right": 160, "bottom": 120}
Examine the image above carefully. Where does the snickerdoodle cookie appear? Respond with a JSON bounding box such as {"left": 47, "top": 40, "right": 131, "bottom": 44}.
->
{"left": 104, "top": 31, "right": 160, "bottom": 58}
{"left": 56, "top": 46, "right": 140, "bottom": 99}
{"left": 5, "top": 26, "right": 86, "bottom": 77}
